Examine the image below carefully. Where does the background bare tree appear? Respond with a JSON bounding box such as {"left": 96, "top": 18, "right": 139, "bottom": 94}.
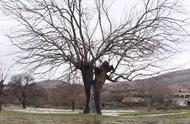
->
{"left": 136, "top": 81, "right": 172, "bottom": 108}
{"left": 0, "top": 0, "right": 188, "bottom": 114}
{"left": 9, "top": 74, "right": 35, "bottom": 109}
{"left": 0, "top": 61, "right": 9, "bottom": 111}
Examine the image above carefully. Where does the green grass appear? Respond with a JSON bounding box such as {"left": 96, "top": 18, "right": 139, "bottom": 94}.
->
{"left": 162, "top": 111, "right": 190, "bottom": 119}
{"left": 119, "top": 110, "right": 187, "bottom": 116}
{"left": 1, "top": 110, "right": 190, "bottom": 124}
{"left": 118, "top": 110, "right": 190, "bottom": 124}
{"left": 0, "top": 111, "right": 116, "bottom": 124}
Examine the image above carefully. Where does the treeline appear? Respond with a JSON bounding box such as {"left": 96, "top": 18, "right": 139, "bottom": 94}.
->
{"left": 0, "top": 73, "right": 176, "bottom": 110}
{"left": 1, "top": 82, "right": 86, "bottom": 110}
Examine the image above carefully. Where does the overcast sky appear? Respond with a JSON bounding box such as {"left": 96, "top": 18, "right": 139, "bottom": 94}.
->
{"left": 0, "top": 0, "right": 190, "bottom": 81}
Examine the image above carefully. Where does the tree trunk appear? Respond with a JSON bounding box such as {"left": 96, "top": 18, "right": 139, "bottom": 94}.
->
{"left": 81, "top": 64, "right": 95, "bottom": 113}
{"left": 81, "top": 64, "right": 102, "bottom": 114}
{"left": 21, "top": 97, "right": 26, "bottom": 109}
{"left": 22, "top": 100, "right": 26, "bottom": 109}
{"left": 0, "top": 86, "right": 3, "bottom": 112}
{"left": 71, "top": 100, "right": 75, "bottom": 111}
{"left": 0, "top": 90, "right": 3, "bottom": 112}
{"left": 89, "top": 85, "right": 96, "bottom": 113}
{"left": 0, "top": 102, "right": 2, "bottom": 112}
{"left": 94, "top": 81, "right": 102, "bottom": 114}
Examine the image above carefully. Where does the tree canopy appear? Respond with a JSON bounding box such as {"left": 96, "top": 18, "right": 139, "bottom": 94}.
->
{"left": 0, "top": 0, "right": 187, "bottom": 80}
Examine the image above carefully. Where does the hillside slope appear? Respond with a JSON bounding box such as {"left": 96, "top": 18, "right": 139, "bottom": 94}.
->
{"left": 135, "top": 69, "right": 190, "bottom": 84}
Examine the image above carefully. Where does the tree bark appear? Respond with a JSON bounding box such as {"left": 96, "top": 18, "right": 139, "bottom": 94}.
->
{"left": 94, "top": 82, "right": 101, "bottom": 114}
{"left": 0, "top": 90, "right": 3, "bottom": 112}
{"left": 71, "top": 100, "right": 75, "bottom": 111}
{"left": 22, "top": 99, "right": 26, "bottom": 109}
{"left": 0, "top": 102, "right": 2, "bottom": 112}
{"left": 89, "top": 85, "right": 96, "bottom": 113}
{"left": 81, "top": 64, "right": 95, "bottom": 113}
{"left": 19, "top": 96, "right": 26, "bottom": 109}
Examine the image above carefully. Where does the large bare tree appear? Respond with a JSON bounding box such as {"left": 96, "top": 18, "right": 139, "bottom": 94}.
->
{"left": 0, "top": 0, "right": 188, "bottom": 114}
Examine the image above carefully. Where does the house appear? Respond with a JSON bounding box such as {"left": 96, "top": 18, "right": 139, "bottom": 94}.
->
{"left": 169, "top": 85, "right": 190, "bottom": 107}
{"left": 122, "top": 96, "right": 144, "bottom": 103}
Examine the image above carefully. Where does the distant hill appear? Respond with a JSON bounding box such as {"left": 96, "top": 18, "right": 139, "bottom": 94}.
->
{"left": 34, "top": 68, "right": 190, "bottom": 90}
{"left": 36, "top": 80, "right": 66, "bottom": 89}
{"left": 104, "top": 68, "right": 190, "bottom": 91}
{"left": 135, "top": 69, "right": 190, "bottom": 84}
{"left": 104, "top": 81, "right": 134, "bottom": 91}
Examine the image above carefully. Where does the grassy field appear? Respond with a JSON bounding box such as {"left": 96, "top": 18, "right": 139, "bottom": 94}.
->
{"left": 1, "top": 110, "right": 190, "bottom": 124}
{"left": 119, "top": 109, "right": 188, "bottom": 116}
{"left": 0, "top": 111, "right": 116, "bottom": 124}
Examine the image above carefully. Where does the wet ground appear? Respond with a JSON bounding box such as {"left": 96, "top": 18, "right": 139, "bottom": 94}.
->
{"left": 3, "top": 107, "right": 137, "bottom": 116}
{"left": 1, "top": 107, "right": 190, "bottom": 124}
